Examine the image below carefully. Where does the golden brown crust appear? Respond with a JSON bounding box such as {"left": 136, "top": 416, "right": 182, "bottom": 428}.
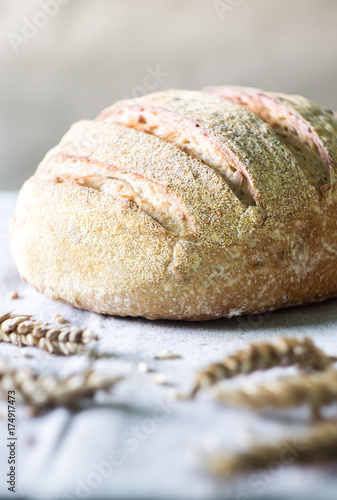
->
{"left": 99, "top": 90, "right": 318, "bottom": 218}
{"left": 204, "top": 85, "right": 337, "bottom": 198}
{"left": 37, "top": 119, "right": 245, "bottom": 245}
{"left": 10, "top": 88, "right": 337, "bottom": 320}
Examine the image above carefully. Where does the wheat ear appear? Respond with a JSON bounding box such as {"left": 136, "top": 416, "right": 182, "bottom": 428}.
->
{"left": 213, "top": 369, "right": 337, "bottom": 419}
{"left": 191, "top": 337, "right": 336, "bottom": 397}
{"left": 0, "top": 356, "right": 122, "bottom": 409}
{"left": 207, "top": 421, "right": 337, "bottom": 476}
{"left": 0, "top": 312, "right": 98, "bottom": 355}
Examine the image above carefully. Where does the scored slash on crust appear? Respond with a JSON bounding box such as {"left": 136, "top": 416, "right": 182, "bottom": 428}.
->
{"left": 204, "top": 85, "right": 337, "bottom": 195}
{"left": 98, "top": 97, "right": 256, "bottom": 207}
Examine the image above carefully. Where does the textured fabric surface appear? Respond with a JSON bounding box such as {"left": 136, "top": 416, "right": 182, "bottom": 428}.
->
{"left": 0, "top": 192, "right": 337, "bottom": 500}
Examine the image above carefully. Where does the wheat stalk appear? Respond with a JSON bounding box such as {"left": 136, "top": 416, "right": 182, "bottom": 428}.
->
{"left": 191, "top": 337, "right": 336, "bottom": 397}
{"left": 0, "top": 312, "right": 98, "bottom": 355}
{"left": 0, "top": 356, "right": 123, "bottom": 409}
{"left": 207, "top": 421, "right": 337, "bottom": 476}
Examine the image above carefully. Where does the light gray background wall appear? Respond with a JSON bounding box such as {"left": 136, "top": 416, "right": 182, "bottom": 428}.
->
{"left": 1, "top": 0, "right": 337, "bottom": 190}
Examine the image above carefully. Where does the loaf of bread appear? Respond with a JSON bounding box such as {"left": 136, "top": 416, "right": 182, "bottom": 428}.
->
{"left": 10, "top": 87, "right": 337, "bottom": 320}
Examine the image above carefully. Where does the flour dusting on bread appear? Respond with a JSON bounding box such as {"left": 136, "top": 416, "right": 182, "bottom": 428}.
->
{"left": 10, "top": 87, "right": 337, "bottom": 320}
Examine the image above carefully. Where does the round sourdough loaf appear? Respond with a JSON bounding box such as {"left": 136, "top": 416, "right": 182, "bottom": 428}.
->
{"left": 10, "top": 87, "right": 337, "bottom": 320}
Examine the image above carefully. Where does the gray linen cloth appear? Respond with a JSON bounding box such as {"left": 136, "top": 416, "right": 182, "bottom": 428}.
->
{"left": 0, "top": 192, "right": 337, "bottom": 500}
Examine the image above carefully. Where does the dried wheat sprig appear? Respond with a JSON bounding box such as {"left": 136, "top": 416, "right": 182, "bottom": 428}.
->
{"left": 0, "top": 356, "right": 123, "bottom": 409}
{"left": 213, "top": 369, "right": 337, "bottom": 418}
{"left": 207, "top": 421, "right": 337, "bottom": 476}
{"left": 191, "top": 337, "right": 337, "bottom": 397}
{"left": 0, "top": 312, "right": 98, "bottom": 355}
